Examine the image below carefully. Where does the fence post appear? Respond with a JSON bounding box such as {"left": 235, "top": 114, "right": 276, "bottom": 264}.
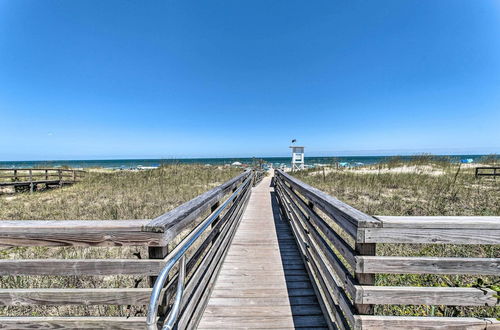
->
{"left": 73, "top": 170, "right": 76, "bottom": 182}
{"left": 29, "top": 169, "right": 34, "bottom": 193}
{"left": 354, "top": 242, "right": 376, "bottom": 315}
{"left": 58, "top": 169, "right": 62, "bottom": 187}
{"left": 45, "top": 169, "right": 48, "bottom": 180}
{"left": 148, "top": 246, "right": 169, "bottom": 315}
{"left": 13, "top": 169, "right": 18, "bottom": 181}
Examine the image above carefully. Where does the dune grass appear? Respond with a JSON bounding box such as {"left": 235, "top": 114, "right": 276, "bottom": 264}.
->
{"left": 292, "top": 156, "right": 499, "bottom": 318}
{"left": 0, "top": 164, "right": 241, "bottom": 317}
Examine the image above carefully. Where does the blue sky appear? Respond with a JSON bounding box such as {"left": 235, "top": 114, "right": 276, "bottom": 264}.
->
{"left": 1, "top": 0, "right": 499, "bottom": 160}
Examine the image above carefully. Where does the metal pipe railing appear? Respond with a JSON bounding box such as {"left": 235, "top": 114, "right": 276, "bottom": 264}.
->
{"left": 146, "top": 173, "right": 252, "bottom": 330}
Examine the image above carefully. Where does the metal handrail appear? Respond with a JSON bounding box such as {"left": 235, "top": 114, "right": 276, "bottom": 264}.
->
{"left": 146, "top": 173, "right": 252, "bottom": 330}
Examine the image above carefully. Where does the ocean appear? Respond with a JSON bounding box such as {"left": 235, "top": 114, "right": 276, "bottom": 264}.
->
{"left": 0, "top": 155, "right": 491, "bottom": 169}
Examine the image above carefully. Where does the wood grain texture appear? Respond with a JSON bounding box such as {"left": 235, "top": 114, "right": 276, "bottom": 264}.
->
{"left": 0, "top": 317, "right": 149, "bottom": 329}
{"left": 354, "top": 315, "right": 500, "bottom": 330}
{"left": 198, "top": 174, "right": 327, "bottom": 329}
{"left": 356, "top": 256, "right": 500, "bottom": 275}
{"left": 376, "top": 215, "right": 500, "bottom": 229}
{"left": 355, "top": 286, "right": 499, "bottom": 307}
{"left": 359, "top": 227, "right": 500, "bottom": 244}
{"left": 0, "top": 288, "right": 159, "bottom": 306}
{"left": 0, "top": 259, "right": 165, "bottom": 276}
{"left": 0, "top": 220, "right": 163, "bottom": 247}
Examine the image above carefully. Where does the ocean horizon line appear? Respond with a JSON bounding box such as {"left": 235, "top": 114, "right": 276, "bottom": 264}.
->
{"left": 0, "top": 154, "right": 496, "bottom": 170}
{"left": 0, "top": 152, "right": 497, "bottom": 163}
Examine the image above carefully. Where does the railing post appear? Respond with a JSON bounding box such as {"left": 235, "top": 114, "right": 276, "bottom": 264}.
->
{"left": 45, "top": 169, "right": 48, "bottom": 180}
{"left": 354, "top": 242, "right": 376, "bottom": 315}
{"left": 148, "top": 245, "right": 169, "bottom": 316}
{"left": 58, "top": 169, "right": 62, "bottom": 187}
{"left": 29, "top": 169, "right": 34, "bottom": 193}
{"left": 13, "top": 169, "right": 18, "bottom": 181}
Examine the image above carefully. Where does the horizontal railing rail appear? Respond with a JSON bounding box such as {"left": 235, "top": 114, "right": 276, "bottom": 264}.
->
{"left": 274, "top": 169, "right": 500, "bottom": 330}
{"left": 475, "top": 166, "right": 499, "bottom": 178}
{"left": 0, "top": 168, "right": 86, "bottom": 192}
{"left": 0, "top": 170, "right": 253, "bottom": 329}
{"left": 252, "top": 169, "right": 265, "bottom": 186}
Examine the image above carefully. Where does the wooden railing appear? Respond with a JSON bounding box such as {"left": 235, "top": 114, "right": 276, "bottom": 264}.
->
{"left": 274, "top": 169, "right": 500, "bottom": 330}
{"left": 1, "top": 168, "right": 498, "bottom": 329}
{"left": 252, "top": 169, "right": 265, "bottom": 186}
{"left": 0, "top": 168, "right": 86, "bottom": 192}
{"left": 0, "top": 170, "right": 252, "bottom": 329}
{"left": 476, "top": 166, "right": 500, "bottom": 178}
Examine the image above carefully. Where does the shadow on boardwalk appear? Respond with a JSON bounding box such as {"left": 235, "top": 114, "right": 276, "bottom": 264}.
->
{"left": 269, "top": 178, "right": 327, "bottom": 328}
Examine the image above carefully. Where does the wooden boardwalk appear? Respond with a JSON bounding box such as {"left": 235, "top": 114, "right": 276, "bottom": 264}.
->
{"left": 198, "top": 173, "right": 327, "bottom": 329}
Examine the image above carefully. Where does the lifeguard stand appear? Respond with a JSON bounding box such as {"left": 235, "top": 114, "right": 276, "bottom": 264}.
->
{"left": 290, "top": 145, "right": 305, "bottom": 171}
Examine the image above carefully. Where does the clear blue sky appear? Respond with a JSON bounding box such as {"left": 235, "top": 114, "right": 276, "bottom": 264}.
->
{"left": 1, "top": 0, "right": 499, "bottom": 160}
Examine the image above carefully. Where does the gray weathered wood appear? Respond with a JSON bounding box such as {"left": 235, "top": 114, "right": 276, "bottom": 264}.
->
{"left": 198, "top": 315, "right": 327, "bottom": 328}
{"left": 276, "top": 177, "right": 357, "bottom": 268}
{"left": 198, "top": 174, "right": 327, "bottom": 329}
{"left": 0, "top": 219, "right": 164, "bottom": 247}
{"left": 0, "top": 288, "right": 158, "bottom": 306}
{"left": 0, "top": 259, "right": 165, "bottom": 276}
{"left": 354, "top": 315, "right": 500, "bottom": 330}
{"left": 355, "top": 286, "right": 499, "bottom": 306}
{"left": 356, "top": 256, "right": 500, "bottom": 275}
{"left": 376, "top": 215, "right": 500, "bottom": 229}
{"left": 359, "top": 227, "right": 500, "bottom": 244}
{"left": 276, "top": 179, "right": 344, "bottom": 329}
{"left": 179, "top": 182, "right": 251, "bottom": 329}
{"left": 0, "top": 317, "right": 149, "bottom": 329}
{"left": 180, "top": 184, "right": 250, "bottom": 328}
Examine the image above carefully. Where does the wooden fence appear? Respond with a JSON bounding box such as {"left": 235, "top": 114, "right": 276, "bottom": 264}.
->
{"left": 476, "top": 166, "right": 500, "bottom": 178}
{"left": 0, "top": 168, "right": 86, "bottom": 192}
{"left": 0, "top": 170, "right": 253, "bottom": 329}
{"left": 274, "top": 169, "right": 500, "bottom": 330}
{"left": 252, "top": 169, "right": 265, "bottom": 186}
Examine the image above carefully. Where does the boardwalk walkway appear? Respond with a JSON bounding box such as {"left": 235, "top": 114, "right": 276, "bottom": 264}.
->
{"left": 198, "top": 173, "right": 327, "bottom": 329}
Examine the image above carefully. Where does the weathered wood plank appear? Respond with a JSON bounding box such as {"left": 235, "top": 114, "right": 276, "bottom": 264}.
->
{"left": 0, "top": 288, "right": 156, "bottom": 306}
{"left": 199, "top": 174, "right": 327, "bottom": 329}
{"left": 0, "top": 259, "right": 165, "bottom": 276}
{"left": 0, "top": 317, "right": 148, "bottom": 329}
{"left": 377, "top": 215, "right": 500, "bottom": 229}
{"left": 206, "top": 296, "right": 320, "bottom": 306}
{"left": 0, "top": 220, "right": 163, "bottom": 247}
{"left": 359, "top": 227, "right": 500, "bottom": 244}
{"left": 198, "top": 315, "right": 327, "bottom": 328}
{"left": 143, "top": 171, "right": 250, "bottom": 234}
{"left": 355, "top": 286, "right": 499, "bottom": 306}
{"left": 354, "top": 315, "right": 500, "bottom": 330}
{"left": 216, "top": 274, "right": 310, "bottom": 282}
{"left": 203, "top": 305, "right": 323, "bottom": 317}
{"left": 356, "top": 256, "right": 500, "bottom": 275}
{"left": 214, "top": 281, "right": 312, "bottom": 290}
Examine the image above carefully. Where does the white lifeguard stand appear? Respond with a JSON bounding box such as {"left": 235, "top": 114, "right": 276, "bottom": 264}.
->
{"left": 289, "top": 145, "right": 305, "bottom": 171}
